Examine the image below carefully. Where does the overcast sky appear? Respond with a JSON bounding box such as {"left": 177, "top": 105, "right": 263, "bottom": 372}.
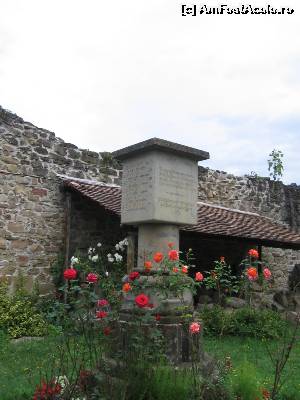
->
{"left": 0, "top": 0, "right": 299, "bottom": 183}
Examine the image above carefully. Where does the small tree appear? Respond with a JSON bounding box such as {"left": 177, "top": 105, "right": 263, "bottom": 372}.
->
{"left": 268, "top": 149, "right": 284, "bottom": 181}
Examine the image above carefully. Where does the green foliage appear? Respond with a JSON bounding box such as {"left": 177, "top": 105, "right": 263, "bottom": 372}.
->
{"left": 268, "top": 149, "right": 284, "bottom": 181}
{"left": 200, "top": 306, "right": 288, "bottom": 339}
{"left": 50, "top": 253, "right": 65, "bottom": 287}
{"left": 204, "top": 260, "right": 239, "bottom": 304}
{"left": 199, "top": 305, "right": 233, "bottom": 337}
{"left": 35, "top": 296, "right": 66, "bottom": 331}
{"left": 0, "top": 282, "right": 48, "bottom": 338}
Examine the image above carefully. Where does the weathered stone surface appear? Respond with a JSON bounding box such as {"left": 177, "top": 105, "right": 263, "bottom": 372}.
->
{"left": 11, "top": 239, "right": 30, "bottom": 249}
{"left": 31, "top": 188, "right": 48, "bottom": 197}
{"left": 120, "top": 150, "right": 199, "bottom": 225}
{"left": 285, "top": 311, "right": 300, "bottom": 325}
{"left": 273, "top": 290, "right": 300, "bottom": 311}
{"left": 198, "top": 295, "right": 214, "bottom": 304}
{"left": 7, "top": 223, "right": 25, "bottom": 233}
{"left": 289, "top": 264, "right": 300, "bottom": 291}
{"left": 0, "top": 105, "right": 121, "bottom": 294}
{"left": 225, "top": 297, "right": 247, "bottom": 309}
{"left": 0, "top": 238, "right": 7, "bottom": 249}
{"left": 17, "top": 255, "right": 29, "bottom": 266}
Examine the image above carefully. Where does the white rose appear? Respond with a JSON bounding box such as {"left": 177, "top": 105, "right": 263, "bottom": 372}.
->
{"left": 91, "top": 255, "right": 99, "bottom": 262}
{"left": 70, "top": 256, "right": 79, "bottom": 265}
{"left": 107, "top": 253, "right": 114, "bottom": 263}
{"left": 97, "top": 242, "right": 102, "bottom": 247}
{"left": 114, "top": 253, "right": 123, "bottom": 262}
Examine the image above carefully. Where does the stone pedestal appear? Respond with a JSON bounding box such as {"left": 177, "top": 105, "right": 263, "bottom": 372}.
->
{"left": 137, "top": 224, "right": 179, "bottom": 270}
{"left": 117, "top": 319, "right": 203, "bottom": 364}
{"left": 112, "top": 138, "right": 209, "bottom": 364}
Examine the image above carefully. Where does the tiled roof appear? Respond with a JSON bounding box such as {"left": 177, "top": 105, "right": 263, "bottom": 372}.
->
{"left": 61, "top": 176, "right": 121, "bottom": 215}
{"left": 61, "top": 176, "right": 300, "bottom": 249}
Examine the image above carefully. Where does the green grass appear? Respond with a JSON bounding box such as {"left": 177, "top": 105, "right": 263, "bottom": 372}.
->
{"left": 1, "top": 332, "right": 300, "bottom": 400}
{"left": 0, "top": 333, "right": 63, "bottom": 400}
{"left": 204, "top": 336, "right": 300, "bottom": 399}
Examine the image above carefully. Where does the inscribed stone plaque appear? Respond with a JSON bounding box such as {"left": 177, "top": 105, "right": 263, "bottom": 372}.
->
{"left": 121, "top": 150, "right": 198, "bottom": 225}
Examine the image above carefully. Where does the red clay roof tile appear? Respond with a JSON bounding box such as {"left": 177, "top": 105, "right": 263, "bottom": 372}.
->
{"left": 62, "top": 177, "right": 300, "bottom": 249}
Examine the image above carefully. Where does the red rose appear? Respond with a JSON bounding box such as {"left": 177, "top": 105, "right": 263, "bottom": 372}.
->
{"left": 122, "top": 283, "right": 132, "bottom": 293}
{"left": 248, "top": 249, "right": 259, "bottom": 258}
{"left": 167, "top": 242, "right": 175, "bottom": 248}
{"left": 96, "top": 311, "right": 107, "bottom": 319}
{"left": 182, "top": 265, "right": 188, "bottom": 274}
{"left": 129, "top": 271, "right": 140, "bottom": 281}
{"left": 247, "top": 267, "right": 258, "bottom": 281}
{"left": 97, "top": 299, "right": 109, "bottom": 307}
{"left": 144, "top": 261, "right": 152, "bottom": 271}
{"left": 155, "top": 314, "right": 161, "bottom": 321}
{"left": 87, "top": 273, "right": 98, "bottom": 283}
{"left": 103, "top": 327, "right": 111, "bottom": 336}
{"left": 172, "top": 267, "right": 179, "bottom": 273}
{"left": 153, "top": 252, "right": 163, "bottom": 263}
{"left": 63, "top": 268, "right": 77, "bottom": 280}
{"left": 168, "top": 250, "right": 179, "bottom": 261}
{"left": 135, "top": 293, "right": 149, "bottom": 308}
{"left": 195, "top": 272, "right": 203, "bottom": 281}
{"left": 33, "top": 381, "right": 62, "bottom": 400}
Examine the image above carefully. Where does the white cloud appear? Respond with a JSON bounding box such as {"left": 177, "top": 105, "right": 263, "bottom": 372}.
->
{"left": 0, "top": 0, "right": 299, "bottom": 183}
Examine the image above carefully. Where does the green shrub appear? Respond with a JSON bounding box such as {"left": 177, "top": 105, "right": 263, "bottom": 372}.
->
{"left": 231, "top": 307, "right": 288, "bottom": 339}
{"left": 200, "top": 305, "right": 288, "bottom": 339}
{"left": 0, "top": 283, "right": 48, "bottom": 338}
{"left": 199, "top": 305, "right": 233, "bottom": 336}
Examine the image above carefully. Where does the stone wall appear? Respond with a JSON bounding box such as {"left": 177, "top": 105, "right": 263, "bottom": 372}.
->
{"left": 0, "top": 106, "right": 121, "bottom": 293}
{"left": 1, "top": 105, "right": 299, "bottom": 293}
{"left": 197, "top": 167, "right": 300, "bottom": 289}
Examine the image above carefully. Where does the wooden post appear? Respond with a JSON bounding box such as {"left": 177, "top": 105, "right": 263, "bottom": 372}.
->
{"left": 258, "top": 244, "right": 262, "bottom": 273}
{"left": 64, "top": 192, "right": 72, "bottom": 267}
{"left": 126, "top": 231, "right": 136, "bottom": 273}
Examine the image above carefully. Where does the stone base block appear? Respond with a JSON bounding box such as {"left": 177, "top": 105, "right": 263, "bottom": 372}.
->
{"left": 116, "top": 319, "right": 203, "bottom": 365}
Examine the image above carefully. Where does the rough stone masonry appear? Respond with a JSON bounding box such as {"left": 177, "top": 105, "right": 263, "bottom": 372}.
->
{"left": 0, "top": 105, "right": 300, "bottom": 293}
{"left": 0, "top": 106, "right": 121, "bottom": 293}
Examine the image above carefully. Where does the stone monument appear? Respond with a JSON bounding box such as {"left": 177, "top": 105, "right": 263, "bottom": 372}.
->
{"left": 112, "top": 138, "right": 209, "bottom": 363}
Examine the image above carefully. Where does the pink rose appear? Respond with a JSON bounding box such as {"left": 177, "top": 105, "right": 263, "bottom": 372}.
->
{"left": 189, "top": 322, "right": 201, "bottom": 335}
{"left": 263, "top": 268, "right": 272, "bottom": 280}
{"left": 195, "top": 272, "right": 204, "bottom": 282}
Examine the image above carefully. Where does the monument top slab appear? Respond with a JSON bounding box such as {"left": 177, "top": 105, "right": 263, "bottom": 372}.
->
{"left": 112, "top": 138, "right": 210, "bottom": 162}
